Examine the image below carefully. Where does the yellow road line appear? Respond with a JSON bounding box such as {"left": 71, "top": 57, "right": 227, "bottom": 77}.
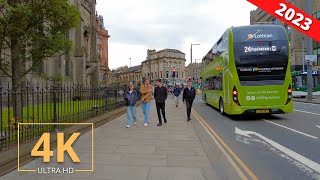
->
{"left": 192, "top": 109, "right": 259, "bottom": 180}
{"left": 193, "top": 111, "right": 248, "bottom": 180}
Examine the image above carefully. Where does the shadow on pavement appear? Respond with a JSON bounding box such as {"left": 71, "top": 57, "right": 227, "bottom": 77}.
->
{"left": 204, "top": 102, "right": 287, "bottom": 122}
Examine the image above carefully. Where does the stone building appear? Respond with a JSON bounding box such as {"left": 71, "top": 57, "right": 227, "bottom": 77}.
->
{"left": 96, "top": 14, "right": 110, "bottom": 86}
{"left": 250, "top": 0, "right": 320, "bottom": 71}
{"left": 186, "top": 62, "right": 203, "bottom": 84}
{"left": 141, "top": 49, "right": 186, "bottom": 85}
{"left": 117, "top": 65, "right": 142, "bottom": 87}
{"left": 0, "top": 0, "right": 99, "bottom": 86}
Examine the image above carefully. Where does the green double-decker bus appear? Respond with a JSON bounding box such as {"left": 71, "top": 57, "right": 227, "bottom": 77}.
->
{"left": 201, "top": 25, "right": 293, "bottom": 115}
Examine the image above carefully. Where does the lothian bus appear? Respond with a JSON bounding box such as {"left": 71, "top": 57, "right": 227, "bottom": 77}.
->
{"left": 201, "top": 25, "right": 293, "bottom": 115}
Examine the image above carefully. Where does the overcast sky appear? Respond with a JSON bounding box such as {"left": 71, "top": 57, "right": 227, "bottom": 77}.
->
{"left": 96, "top": 0, "right": 257, "bottom": 70}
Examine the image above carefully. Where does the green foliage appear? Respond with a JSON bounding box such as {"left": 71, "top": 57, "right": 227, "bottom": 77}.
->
{"left": 0, "top": 0, "right": 80, "bottom": 80}
{"left": 38, "top": 73, "right": 64, "bottom": 82}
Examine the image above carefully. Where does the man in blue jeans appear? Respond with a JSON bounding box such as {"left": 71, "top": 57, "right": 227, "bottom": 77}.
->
{"left": 124, "top": 84, "right": 138, "bottom": 128}
{"left": 173, "top": 85, "right": 181, "bottom": 107}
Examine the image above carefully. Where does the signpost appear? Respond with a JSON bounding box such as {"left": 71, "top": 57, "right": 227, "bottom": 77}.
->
{"left": 305, "top": 55, "right": 317, "bottom": 63}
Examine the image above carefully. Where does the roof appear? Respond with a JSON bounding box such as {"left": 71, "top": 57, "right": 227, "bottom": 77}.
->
{"left": 231, "top": 24, "right": 284, "bottom": 31}
{"left": 157, "top": 48, "right": 185, "bottom": 54}
{"left": 118, "top": 65, "right": 142, "bottom": 75}
{"left": 142, "top": 48, "right": 186, "bottom": 63}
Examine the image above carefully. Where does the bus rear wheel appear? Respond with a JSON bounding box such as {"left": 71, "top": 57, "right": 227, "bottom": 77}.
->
{"left": 219, "top": 98, "right": 224, "bottom": 115}
{"left": 204, "top": 94, "right": 207, "bottom": 104}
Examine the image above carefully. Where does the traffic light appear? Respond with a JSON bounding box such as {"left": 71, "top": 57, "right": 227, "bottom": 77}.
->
{"left": 188, "top": 76, "right": 191, "bottom": 81}
{"left": 172, "top": 68, "right": 176, "bottom": 77}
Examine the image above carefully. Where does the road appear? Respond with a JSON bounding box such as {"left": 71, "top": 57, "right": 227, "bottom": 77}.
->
{"left": 192, "top": 95, "right": 320, "bottom": 180}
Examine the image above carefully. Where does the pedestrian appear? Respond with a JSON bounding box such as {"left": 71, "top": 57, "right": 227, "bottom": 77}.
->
{"left": 183, "top": 81, "right": 196, "bottom": 121}
{"left": 124, "top": 84, "right": 138, "bottom": 128}
{"left": 173, "top": 85, "right": 181, "bottom": 107}
{"left": 154, "top": 79, "right": 168, "bottom": 126}
{"left": 140, "top": 78, "right": 152, "bottom": 127}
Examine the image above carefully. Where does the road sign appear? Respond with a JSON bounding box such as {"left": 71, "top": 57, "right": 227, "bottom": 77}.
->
{"left": 305, "top": 55, "right": 317, "bottom": 62}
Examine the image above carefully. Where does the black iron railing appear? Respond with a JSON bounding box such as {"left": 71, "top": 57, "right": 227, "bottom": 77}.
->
{"left": 0, "top": 82, "right": 127, "bottom": 151}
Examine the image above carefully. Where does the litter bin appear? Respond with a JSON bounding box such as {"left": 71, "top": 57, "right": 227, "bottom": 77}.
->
{"left": 196, "top": 89, "right": 201, "bottom": 95}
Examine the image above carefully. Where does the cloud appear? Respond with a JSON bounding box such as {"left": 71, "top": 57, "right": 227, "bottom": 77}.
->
{"left": 96, "top": 0, "right": 257, "bottom": 69}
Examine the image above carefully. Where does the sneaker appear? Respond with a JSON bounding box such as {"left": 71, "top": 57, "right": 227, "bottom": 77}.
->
{"left": 134, "top": 122, "right": 137, "bottom": 125}
{"left": 157, "top": 123, "right": 162, "bottom": 126}
{"left": 144, "top": 123, "right": 148, "bottom": 127}
{"left": 176, "top": 105, "right": 178, "bottom": 107}
{"left": 164, "top": 119, "right": 167, "bottom": 123}
{"left": 126, "top": 125, "right": 130, "bottom": 128}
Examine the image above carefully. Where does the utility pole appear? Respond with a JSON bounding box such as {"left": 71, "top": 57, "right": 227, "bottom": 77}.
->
{"left": 129, "top": 58, "right": 131, "bottom": 67}
{"left": 306, "top": 0, "right": 313, "bottom": 101}
{"left": 190, "top": 43, "right": 200, "bottom": 83}
{"left": 302, "top": 37, "right": 305, "bottom": 72}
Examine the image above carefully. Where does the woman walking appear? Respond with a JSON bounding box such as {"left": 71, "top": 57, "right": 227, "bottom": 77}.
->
{"left": 140, "top": 78, "right": 152, "bottom": 127}
{"left": 124, "top": 84, "right": 138, "bottom": 128}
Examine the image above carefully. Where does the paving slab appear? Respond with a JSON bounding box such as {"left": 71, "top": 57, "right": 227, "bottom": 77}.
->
{"left": 0, "top": 98, "right": 219, "bottom": 180}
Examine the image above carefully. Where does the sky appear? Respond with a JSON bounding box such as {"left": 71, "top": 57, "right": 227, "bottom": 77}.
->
{"left": 96, "top": 0, "right": 258, "bottom": 70}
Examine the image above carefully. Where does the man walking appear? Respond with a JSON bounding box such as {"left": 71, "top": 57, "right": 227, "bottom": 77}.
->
{"left": 154, "top": 79, "right": 168, "bottom": 126}
{"left": 173, "top": 85, "right": 181, "bottom": 107}
{"left": 183, "top": 81, "right": 196, "bottom": 121}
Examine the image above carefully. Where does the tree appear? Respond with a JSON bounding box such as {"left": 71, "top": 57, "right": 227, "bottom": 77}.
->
{"left": 116, "top": 66, "right": 129, "bottom": 72}
{"left": 0, "top": 0, "right": 80, "bottom": 120}
{"left": 0, "top": 0, "right": 81, "bottom": 87}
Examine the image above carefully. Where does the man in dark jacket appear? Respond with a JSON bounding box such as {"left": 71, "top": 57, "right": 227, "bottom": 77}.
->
{"left": 183, "top": 81, "right": 196, "bottom": 121}
{"left": 154, "top": 79, "right": 168, "bottom": 126}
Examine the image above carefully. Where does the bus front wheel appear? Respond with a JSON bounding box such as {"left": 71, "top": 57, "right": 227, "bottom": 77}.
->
{"left": 219, "top": 98, "right": 224, "bottom": 115}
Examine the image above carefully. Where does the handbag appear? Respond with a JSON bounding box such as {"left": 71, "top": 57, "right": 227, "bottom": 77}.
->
{"left": 124, "top": 98, "right": 130, "bottom": 106}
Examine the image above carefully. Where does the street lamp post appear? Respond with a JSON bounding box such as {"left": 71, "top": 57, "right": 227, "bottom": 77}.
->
{"left": 302, "top": 37, "right": 305, "bottom": 72}
{"left": 190, "top": 43, "right": 200, "bottom": 83}
{"left": 306, "top": 0, "right": 313, "bottom": 101}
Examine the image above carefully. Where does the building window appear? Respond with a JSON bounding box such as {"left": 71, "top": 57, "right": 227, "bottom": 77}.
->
{"left": 161, "top": 71, "right": 162, "bottom": 78}
{"left": 177, "top": 63, "right": 179, "bottom": 68}
{"left": 177, "top": 72, "right": 179, "bottom": 78}
{"left": 166, "top": 71, "right": 169, "bottom": 78}
{"left": 166, "top": 62, "right": 169, "bottom": 67}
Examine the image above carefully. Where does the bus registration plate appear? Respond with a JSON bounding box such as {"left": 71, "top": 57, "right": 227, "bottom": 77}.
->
{"left": 256, "top": 110, "right": 270, "bottom": 114}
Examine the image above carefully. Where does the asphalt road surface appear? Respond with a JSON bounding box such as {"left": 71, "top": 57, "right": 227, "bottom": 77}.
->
{"left": 192, "top": 95, "right": 320, "bottom": 180}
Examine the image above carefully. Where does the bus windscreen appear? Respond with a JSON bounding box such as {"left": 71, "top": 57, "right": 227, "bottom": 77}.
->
{"left": 233, "top": 27, "right": 289, "bottom": 86}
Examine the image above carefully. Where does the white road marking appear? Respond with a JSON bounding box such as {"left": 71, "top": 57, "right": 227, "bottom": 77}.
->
{"left": 317, "top": 125, "right": 320, "bottom": 129}
{"left": 263, "top": 120, "right": 318, "bottom": 139}
{"left": 235, "top": 127, "right": 320, "bottom": 174}
{"left": 294, "top": 109, "right": 320, "bottom": 116}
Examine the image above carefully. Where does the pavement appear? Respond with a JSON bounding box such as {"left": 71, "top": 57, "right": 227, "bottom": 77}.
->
{"left": 0, "top": 97, "right": 220, "bottom": 180}
{"left": 293, "top": 95, "right": 320, "bottom": 104}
